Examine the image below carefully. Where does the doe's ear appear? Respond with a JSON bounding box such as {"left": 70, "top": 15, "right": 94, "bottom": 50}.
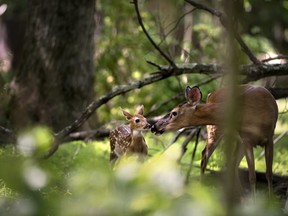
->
{"left": 185, "top": 86, "right": 202, "bottom": 106}
{"left": 137, "top": 105, "right": 144, "bottom": 115}
{"left": 121, "top": 108, "right": 133, "bottom": 120}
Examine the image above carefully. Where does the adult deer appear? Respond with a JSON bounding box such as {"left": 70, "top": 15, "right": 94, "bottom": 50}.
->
{"left": 109, "top": 105, "right": 150, "bottom": 163}
{"left": 151, "top": 85, "right": 278, "bottom": 194}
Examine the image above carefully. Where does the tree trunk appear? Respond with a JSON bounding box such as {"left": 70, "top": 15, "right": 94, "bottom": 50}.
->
{"left": 8, "top": 0, "right": 96, "bottom": 131}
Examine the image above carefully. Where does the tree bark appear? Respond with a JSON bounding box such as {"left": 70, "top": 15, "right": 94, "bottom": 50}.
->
{"left": 9, "top": 0, "right": 96, "bottom": 131}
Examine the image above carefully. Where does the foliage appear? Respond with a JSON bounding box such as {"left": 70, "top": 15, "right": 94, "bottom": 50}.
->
{"left": 0, "top": 127, "right": 288, "bottom": 215}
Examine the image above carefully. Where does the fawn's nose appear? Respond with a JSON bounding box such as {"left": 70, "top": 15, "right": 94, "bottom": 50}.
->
{"left": 145, "top": 123, "right": 151, "bottom": 129}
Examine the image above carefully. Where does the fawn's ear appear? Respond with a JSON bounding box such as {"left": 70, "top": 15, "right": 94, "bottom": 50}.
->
{"left": 121, "top": 108, "right": 133, "bottom": 120}
{"left": 137, "top": 105, "right": 144, "bottom": 115}
{"left": 185, "top": 86, "right": 202, "bottom": 106}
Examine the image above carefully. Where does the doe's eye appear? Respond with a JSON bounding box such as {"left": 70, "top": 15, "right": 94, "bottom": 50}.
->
{"left": 171, "top": 111, "right": 177, "bottom": 117}
{"left": 135, "top": 119, "right": 140, "bottom": 123}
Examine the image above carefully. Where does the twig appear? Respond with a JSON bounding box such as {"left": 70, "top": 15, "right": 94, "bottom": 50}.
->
{"left": 178, "top": 128, "right": 198, "bottom": 163}
{"left": 146, "top": 60, "right": 164, "bottom": 70}
{"left": 262, "top": 55, "right": 288, "bottom": 63}
{"left": 185, "top": 0, "right": 222, "bottom": 16}
{"left": 156, "top": 8, "right": 197, "bottom": 48}
{"left": 164, "top": 128, "right": 192, "bottom": 151}
{"left": 0, "top": 125, "right": 13, "bottom": 134}
{"left": 184, "top": 0, "right": 261, "bottom": 65}
{"left": 132, "top": 0, "right": 177, "bottom": 68}
{"left": 185, "top": 127, "right": 201, "bottom": 184}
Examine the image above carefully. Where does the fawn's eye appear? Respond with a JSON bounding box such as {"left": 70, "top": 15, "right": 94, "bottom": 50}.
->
{"left": 135, "top": 119, "right": 140, "bottom": 123}
{"left": 171, "top": 111, "right": 178, "bottom": 117}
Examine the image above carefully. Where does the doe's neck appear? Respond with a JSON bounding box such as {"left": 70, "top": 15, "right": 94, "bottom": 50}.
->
{"left": 193, "top": 103, "right": 221, "bottom": 126}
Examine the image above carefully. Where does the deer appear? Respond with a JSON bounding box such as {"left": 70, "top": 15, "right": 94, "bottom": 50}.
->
{"left": 109, "top": 105, "right": 151, "bottom": 163}
{"left": 151, "top": 84, "right": 278, "bottom": 195}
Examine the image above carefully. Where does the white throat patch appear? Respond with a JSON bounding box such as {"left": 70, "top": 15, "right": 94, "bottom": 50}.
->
{"left": 132, "top": 130, "right": 142, "bottom": 137}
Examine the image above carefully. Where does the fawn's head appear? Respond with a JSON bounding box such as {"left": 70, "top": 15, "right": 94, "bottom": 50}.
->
{"left": 122, "top": 105, "right": 151, "bottom": 131}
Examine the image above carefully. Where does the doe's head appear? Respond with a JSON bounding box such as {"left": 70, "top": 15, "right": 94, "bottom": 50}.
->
{"left": 151, "top": 86, "right": 202, "bottom": 135}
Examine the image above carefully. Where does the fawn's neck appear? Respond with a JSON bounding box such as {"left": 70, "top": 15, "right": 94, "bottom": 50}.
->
{"left": 130, "top": 129, "right": 144, "bottom": 146}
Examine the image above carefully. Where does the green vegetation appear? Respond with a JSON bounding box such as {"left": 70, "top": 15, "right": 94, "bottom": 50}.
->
{"left": 0, "top": 123, "right": 287, "bottom": 215}
{"left": 0, "top": 0, "right": 288, "bottom": 215}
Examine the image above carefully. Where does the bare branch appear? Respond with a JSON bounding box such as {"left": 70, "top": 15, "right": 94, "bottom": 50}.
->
{"left": 132, "top": 0, "right": 176, "bottom": 67}
{"left": 185, "top": 127, "right": 201, "bottom": 184}
{"left": 185, "top": 0, "right": 261, "bottom": 65}
{"left": 53, "top": 63, "right": 221, "bottom": 144}
{"left": 262, "top": 55, "right": 288, "bottom": 63}
{"left": 185, "top": 0, "right": 222, "bottom": 16}
{"left": 267, "top": 88, "right": 288, "bottom": 100}
{"left": 0, "top": 125, "right": 15, "bottom": 144}
{"left": 242, "top": 63, "right": 288, "bottom": 83}
{"left": 56, "top": 63, "right": 288, "bottom": 138}
{"left": 0, "top": 125, "right": 13, "bottom": 134}
{"left": 157, "top": 8, "right": 197, "bottom": 48}
{"left": 42, "top": 62, "right": 288, "bottom": 158}
{"left": 178, "top": 128, "right": 199, "bottom": 163}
